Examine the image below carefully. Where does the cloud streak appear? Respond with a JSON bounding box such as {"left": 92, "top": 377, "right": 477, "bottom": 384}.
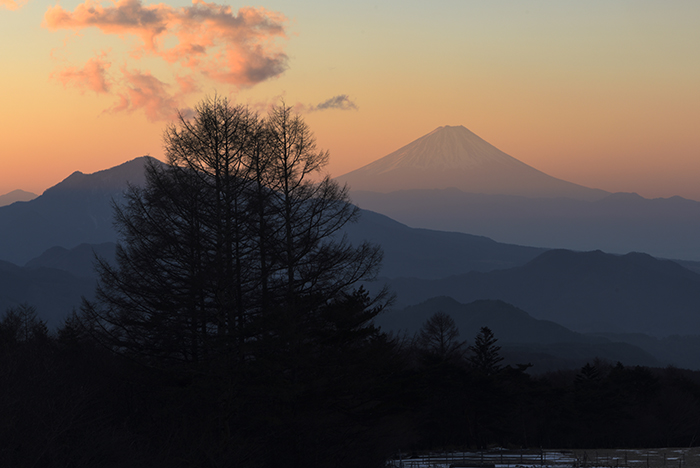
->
{"left": 294, "top": 95, "right": 358, "bottom": 113}
{"left": 44, "top": 0, "right": 288, "bottom": 120}
{"left": 313, "top": 95, "right": 358, "bottom": 111}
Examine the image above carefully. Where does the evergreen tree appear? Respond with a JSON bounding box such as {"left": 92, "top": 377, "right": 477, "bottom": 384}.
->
{"left": 468, "top": 326, "right": 503, "bottom": 375}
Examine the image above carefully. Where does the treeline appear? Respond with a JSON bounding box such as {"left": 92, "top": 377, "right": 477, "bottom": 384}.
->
{"left": 3, "top": 305, "right": 700, "bottom": 467}
{"left": 0, "top": 300, "right": 410, "bottom": 467}
{"left": 402, "top": 315, "right": 700, "bottom": 451}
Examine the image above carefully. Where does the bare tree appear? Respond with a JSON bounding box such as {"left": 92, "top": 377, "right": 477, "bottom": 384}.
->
{"left": 417, "top": 311, "right": 466, "bottom": 361}
{"left": 82, "top": 96, "right": 383, "bottom": 368}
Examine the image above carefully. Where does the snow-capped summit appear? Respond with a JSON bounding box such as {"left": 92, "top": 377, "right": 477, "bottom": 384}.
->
{"left": 335, "top": 125, "right": 608, "bottom": 200}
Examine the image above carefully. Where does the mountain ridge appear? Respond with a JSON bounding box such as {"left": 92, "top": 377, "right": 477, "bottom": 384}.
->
{"left": 350, "top": 188, "right": 700, "bottom": 260}
{"left": 371, "top": 248, "right": 700, "bottom": 337}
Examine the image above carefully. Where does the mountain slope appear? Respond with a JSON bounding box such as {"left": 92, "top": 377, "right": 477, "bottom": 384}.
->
{"left": 336, "top": 126, "right": 608, "bottom": 200}
{"left": 350, "top": 189, "right": 700, "bottom": 261}
{"left": 342, "top": 210, "right": 545, "bottom": 278}
{"left": 0, "top": 157, "right": 151, "bottom": 265}
{"left": 25, "top": 242, "right": 117, "bottom": 279}
{"left": 0, "top": 260, "right": 96, "bottom": 328}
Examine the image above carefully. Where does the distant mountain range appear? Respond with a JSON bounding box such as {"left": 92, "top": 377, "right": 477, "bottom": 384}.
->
{"left": 0, "top": 156, "right": 544, "bottom": 276}
{"left": 338, "top": 126, "right": 700, "bottom": 261}
{"left": 0, "top": 158, "right": 547, "bottom": 325}
{"left": 350, "top": 189, "right": 700, "bottom": 261}
{"left": 0, "top": 189, "right": 38, "bottom": 207}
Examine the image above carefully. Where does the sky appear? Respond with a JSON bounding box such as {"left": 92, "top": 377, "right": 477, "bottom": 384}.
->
{"left": 2, "top": 1, "right": 700, "bottom": 200}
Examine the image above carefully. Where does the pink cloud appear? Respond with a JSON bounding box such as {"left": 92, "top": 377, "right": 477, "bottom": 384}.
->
{"left": 1, "top": 0, "right": 26, "bottom": 10}
{"left": 43, "top": 0, "right": 288, "bottom": 86}
{"left": 52, "top": 56, "right": 112, "bottom": 94}
{"left": 108, "top": 68, "right": 197, "bottom": 121}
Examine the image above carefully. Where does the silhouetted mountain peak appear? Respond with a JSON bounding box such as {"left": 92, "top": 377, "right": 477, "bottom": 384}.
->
{"left": 44, "top": 156, "right": 155, "bottom": 195}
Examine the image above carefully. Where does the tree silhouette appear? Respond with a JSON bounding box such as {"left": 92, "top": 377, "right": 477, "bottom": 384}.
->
{"left": 416, "top": 311, "right": 466, "bottom": 361}
{"left": 468, "top": 326, "right": 503, "bottom": 375}
{"left": 0, "top": 303, "right": 48, "bottom": 348}
{"left": 82, "top": 95, "right": 383, "bottom": 368}
{"left": 76, "top": 96, "right": 397, "bottom": 467}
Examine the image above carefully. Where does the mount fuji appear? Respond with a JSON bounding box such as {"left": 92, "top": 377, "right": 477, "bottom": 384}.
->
{"left": 337, "top": 126, "right": 700, "bottom": 261}
{"left": 335, "top": 125, "right": 609, "bottom": 200}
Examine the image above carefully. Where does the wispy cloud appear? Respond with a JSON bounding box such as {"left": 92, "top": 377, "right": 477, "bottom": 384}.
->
{"left": 313, "top": 95, "right": 358, "bottom": 111}
{"left": 1, "top": 0, "right": 26, "bottom": 10}
{"left": 107, "top": 68, "right": 198, "bottom": 121}
{"left": 43, "top": 0, "right": 288, "bottom": 120}
{"left": 294, "top": 95, "right": 358, "bottom": 113}
{"left": 52, "top": 55, "right": 112, "bottom": 94}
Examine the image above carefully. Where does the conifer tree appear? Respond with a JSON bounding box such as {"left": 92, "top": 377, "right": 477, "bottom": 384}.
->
{"left": 468, "top": 326, "right": 503, "bottom": 375}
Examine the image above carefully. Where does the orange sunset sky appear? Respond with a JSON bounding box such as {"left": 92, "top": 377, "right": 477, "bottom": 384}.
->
{"left": 1, "top": 1, "right": 700, "bottom": 199}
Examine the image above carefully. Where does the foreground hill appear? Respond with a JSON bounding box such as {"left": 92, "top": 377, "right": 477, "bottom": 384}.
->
{"left": 373, "top": 249, "right": 700, "bottom": 337}
{"left": 335, "top": 125, "right": 608, "bottom": 200}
